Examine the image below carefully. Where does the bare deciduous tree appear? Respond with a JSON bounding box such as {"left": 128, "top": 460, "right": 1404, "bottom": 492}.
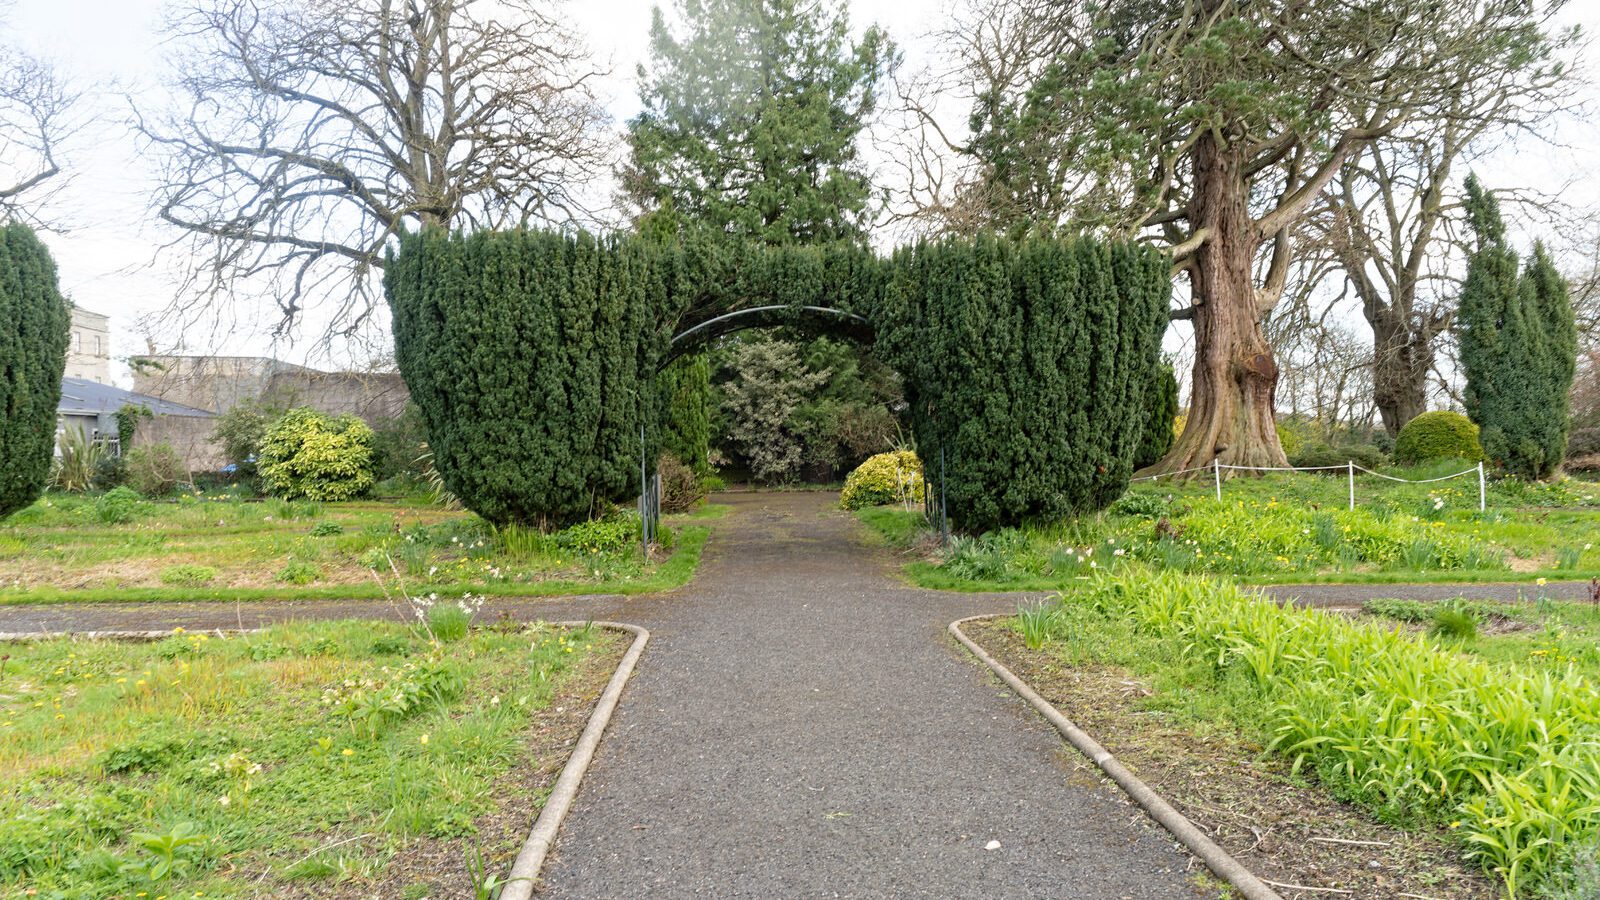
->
{"left": 138, "top": 0, "right": 609, "bottom": 341}
{"left": 1313, "top": 40, "right": 1579, "bottom": 437}
{"left": 0, "top": 16, "right": 79, "bottom": 225}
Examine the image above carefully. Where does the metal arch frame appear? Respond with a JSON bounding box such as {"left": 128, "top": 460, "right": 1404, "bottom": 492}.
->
{"left": 661, "top": 305, "right": 873, "bottom": 369}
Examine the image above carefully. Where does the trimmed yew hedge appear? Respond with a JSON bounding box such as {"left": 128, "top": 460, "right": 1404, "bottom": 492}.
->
{"left": 0, "top": 223, "right": 70, "bottom": 519}
{"left": 387, "top": 229, "right": 1169, "bottom": 531}
{"left": 876, "top": 235, "right": 1170, "bottom": 532}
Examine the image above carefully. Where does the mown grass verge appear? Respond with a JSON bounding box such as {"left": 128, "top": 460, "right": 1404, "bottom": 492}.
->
{"left": 0, "top": 618, "right": 620, "bottom": 898}
{"left": 0, "top": 489, "right": 712, "bottom": 604}
{"left": 1007, "top": 572, "right": 1600, "bottom": 897}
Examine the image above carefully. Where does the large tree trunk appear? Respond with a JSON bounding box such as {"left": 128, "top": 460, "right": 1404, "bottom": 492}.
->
{"left": 1370, "top": 306, "right": 1433, "bottom": 437}
{"left": 1142, "top": 134, "right": 1289, "bottom": 476}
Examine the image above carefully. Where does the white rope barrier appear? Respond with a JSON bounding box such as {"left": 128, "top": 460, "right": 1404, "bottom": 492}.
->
{"left": 1351, "top": 463, "right": 1479, "bottom": 484}
{"left": 1131, "top": 459, "right": 1489, "bottom": 512}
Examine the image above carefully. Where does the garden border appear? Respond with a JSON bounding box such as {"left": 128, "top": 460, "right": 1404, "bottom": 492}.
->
{"left": 948, "top": 614, "right": 1283, "bottom": 900}
{"left": 501, "top": 620, "right": 649, "bottom": 900}
{"left": 0, "top": 619, "right": 650, "bottom": 900}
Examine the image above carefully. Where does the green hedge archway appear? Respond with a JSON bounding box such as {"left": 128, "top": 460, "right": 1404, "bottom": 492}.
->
{"left": 385, "top": 229, "right": 1169, "bottom": 532}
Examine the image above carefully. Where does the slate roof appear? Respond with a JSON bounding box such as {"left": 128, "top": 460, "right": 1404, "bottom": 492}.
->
{"left": 57, "top": 377, "right": 216, "bottom": 418}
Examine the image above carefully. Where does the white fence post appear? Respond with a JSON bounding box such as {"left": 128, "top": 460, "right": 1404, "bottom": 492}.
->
{"left": 1347, "top": 461, "right": 1355, "bottom": 511}
{"left": 1478, "top": 461, "right": 1486, "bottom": 512}
{"left": 1213, "top": 457, "right": 1222, "bottom": 502}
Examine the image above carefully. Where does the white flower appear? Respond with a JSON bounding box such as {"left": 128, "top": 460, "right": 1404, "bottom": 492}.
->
{"left": 218, "top": 794, "right": 231, "bottom": 807}
{"left": 1113, "top": 548, "right": 1125, "bottom": 557}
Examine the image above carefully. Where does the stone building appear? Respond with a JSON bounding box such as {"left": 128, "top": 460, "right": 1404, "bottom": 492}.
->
{"left": 66, "top": 306, "right": 111, "bottom": 384}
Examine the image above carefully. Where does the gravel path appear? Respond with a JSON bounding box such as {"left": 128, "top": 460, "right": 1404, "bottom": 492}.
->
{"left": 536, "top": 493, "right": 1198, "bottom": 898}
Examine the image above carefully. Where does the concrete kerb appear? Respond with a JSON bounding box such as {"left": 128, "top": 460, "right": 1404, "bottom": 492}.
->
{"left": 501, "top": 620, "right": 649, "bottom": 900}
{"left": 0, "top": 619, "right": 651, "bottom": 900}
{"left": 948, "top": 614, "right": 1284, "bottom": 900}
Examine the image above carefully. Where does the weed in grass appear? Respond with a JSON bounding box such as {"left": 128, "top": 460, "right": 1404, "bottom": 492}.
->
{"left": 1557, "top": 545, "right": 1585, "bottom": 570}
{"left": 309, "top": 521, "right": 343, "bottom": 537}
{"left": 276, "top": 561, "right": 321, "bottom": 585}
{"left": 159, "top": 564, "right": 217, "bottom": 587}
{"left": 1016, "top": 602, "right": 1061, "bottom": 650}
{"left": 1542, "top": 836, "right": 1600, "bottom": 900}
{"left": 1431, "top": 606, "right": 1479, "bottom": 641}
{"left": 466, "top": 844, "right": 514, "bottom": 899}
{"left": 94, "top": 487, "right": 143, "bottom": 524}
{"left": 269, "top": 499, "right": 321, "bottom": 520}
{"left": 125, "top": 822, "right": 207, "bottom": 882}
{"left": 427, "top": 605, "right": 472, "bottom": 643}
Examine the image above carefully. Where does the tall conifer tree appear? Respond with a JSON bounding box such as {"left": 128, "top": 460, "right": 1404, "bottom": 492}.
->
{"left": 624, "top": 0, "right": 889, "bottom": 246}
{"left": 1458, "top": 175, "right": 1576, "bottom": 479}
{"left": 0, "top": 223, "right": 71, "bottom": 518}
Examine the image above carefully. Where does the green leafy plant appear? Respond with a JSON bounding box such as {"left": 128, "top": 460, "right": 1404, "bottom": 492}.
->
{"left": 125, "top": 822, "right": 206, "bottom": 882}
{"left": 310, "top": 521, "right": 343, "bottom": 537}
{"left": 125, "top": 443, "right": 188, "bottom": 497}
{"left": 53, "top": 428, "right": 103, "bottom": 493}
{"left": 1394, "top": 410, "right": 1484, "bottom": 465}
{"left": 276, "top": 561, "right": 321, "bottom": 585}
{"left": 94, "top": 486, "right": 144, "bottom": 524}
{"left": 160, "top": 565, "right": 217, "bottom": 587}
{"left": 258, "top": 407, "right": 377, "bottom": 501}
{"left": 1432, "top": 605, "right": 1480, "bottom": 641}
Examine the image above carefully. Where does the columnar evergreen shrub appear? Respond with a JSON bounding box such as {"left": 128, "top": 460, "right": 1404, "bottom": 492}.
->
{"left": 877, "top": 235, "right": 1169, "bottom": 532}
{"left": 1134, "top": 365, "right": 1178, "bottom": 470}
{"left": 258, "top": 408, "right": 377, "bottom": 501}
{"left": 1459, "top": 176, "right": 1577, "bottom": 480}
{"left": 659, "top": 353, "right": 712, "bottom": 473}
{"left": 386, "top": 229, "right": 674, "bottom": 528}
{"left": 1394, "top": 410, "right": 1483, "bottom": 464}
{"left": 0, "top": 223, "right": 70, "bottom": 519}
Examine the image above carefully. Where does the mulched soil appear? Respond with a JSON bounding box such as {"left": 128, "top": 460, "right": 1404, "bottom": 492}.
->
{"left": 964, "top": 619, "right": 1500, "bottom": 900}
{"left": 264, "top": 629, "right": 627, "bottom": 899}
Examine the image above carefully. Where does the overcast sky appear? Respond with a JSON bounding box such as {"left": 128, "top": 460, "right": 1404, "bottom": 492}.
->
{"left": 6, "top": 0, "right": 1599, "bottom": 384}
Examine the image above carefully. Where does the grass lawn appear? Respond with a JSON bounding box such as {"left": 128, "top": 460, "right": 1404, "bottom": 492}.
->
{"left": 0, "top": 491, "right": 724, "bottom": 604}
{"left": 989, "top": 572, "right": 1600, "bottom": 897}
{"left": 1362, "top": 593, "right": 1600, "bottom": 680}
{"left": 0, "top": 618, "right": 622, "bottom": 898}
{"left": 862, "top": 460, "right": 1600, "bottom": 589}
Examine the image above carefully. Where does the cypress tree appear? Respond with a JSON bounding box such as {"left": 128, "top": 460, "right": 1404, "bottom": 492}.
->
{"left": 0, "top": 223, "right": 71, "bottom": 519}
{"left": 1458, "top": 176, "right": 1577, "bottom": 480}
{"left": 660, "top": 353, "right": 713, "bottom": 473}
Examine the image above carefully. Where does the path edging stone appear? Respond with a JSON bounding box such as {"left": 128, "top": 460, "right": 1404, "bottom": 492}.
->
{"left": 949, "top": 614, "right": 1283, "bottom": 900}
{"left": 501, "top": 620, "right": 649, "bottom": 900}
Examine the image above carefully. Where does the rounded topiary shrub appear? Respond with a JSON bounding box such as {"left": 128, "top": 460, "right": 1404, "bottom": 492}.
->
{"left": 839, "top": 450, "right": 925, "bottom": 510}
{"left": 1394, "top": 411, "right": 1484, "bottom": 465}
{"left": 258, "top": 408, "right": 377, "bottom": 501}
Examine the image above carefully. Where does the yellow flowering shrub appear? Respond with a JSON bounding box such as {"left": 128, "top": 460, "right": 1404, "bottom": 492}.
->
{"left": 839, "top": 450, "right": 926, "bottom": 510}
